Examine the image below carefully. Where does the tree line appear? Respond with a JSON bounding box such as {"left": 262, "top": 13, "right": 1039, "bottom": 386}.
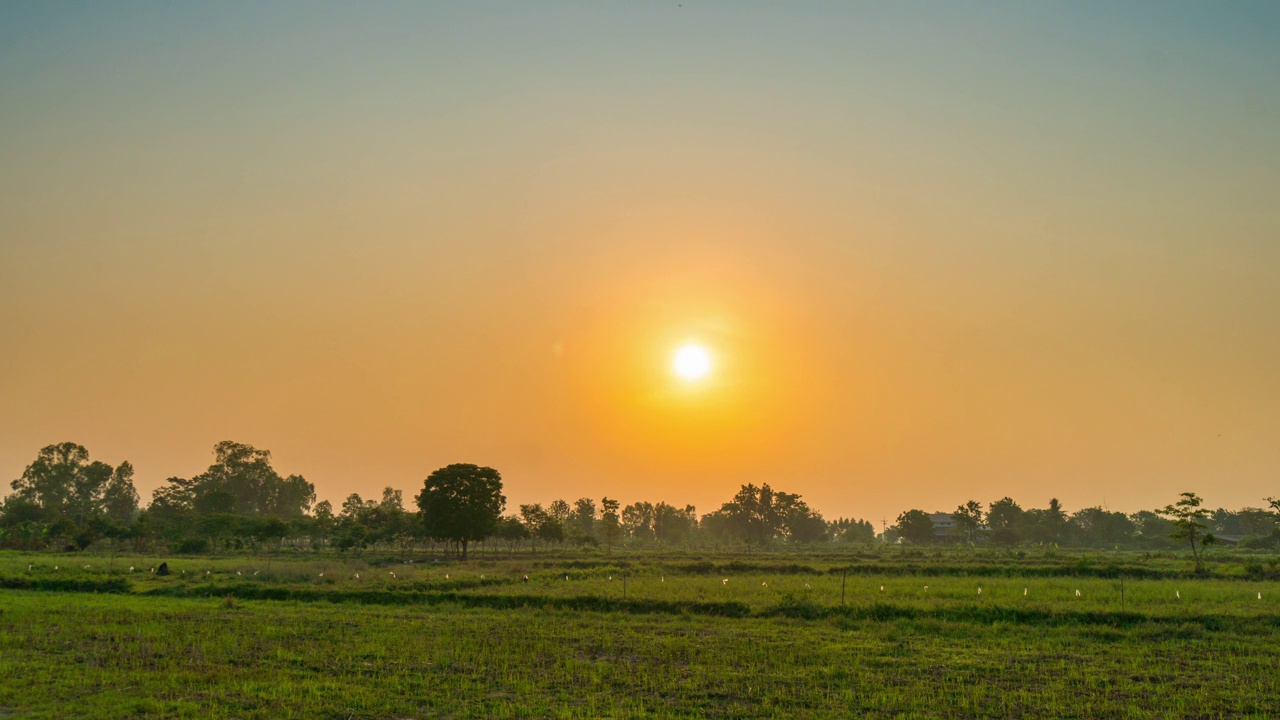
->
{"left": 2, "top": 441, "right": 1277, "bottom": 557}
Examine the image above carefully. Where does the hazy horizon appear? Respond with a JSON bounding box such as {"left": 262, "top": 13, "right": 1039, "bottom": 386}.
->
{"left": 3, "top": 2, "right": 1278, "bottom": 524}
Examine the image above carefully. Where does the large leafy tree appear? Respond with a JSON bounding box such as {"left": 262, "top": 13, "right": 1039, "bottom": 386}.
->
{"left": 895, "top": 509, "right": 936, "bottom": 545}
{"left": 101, "top": 461, "right": 140, "bottom": 523}
{"left": 154, "top": 441, "right": 314, "bottom": 518}
{"left": 986, "top": 497, "right": 1025, "bottom": 546}
{"left": 8, "top": 443, "right": 138, "bottom": 530}
{"left": 415, "top": 464, "right": 505, "bottom": 560}
{"left": 703, "top": 484, "right": 824, "bottom": 546}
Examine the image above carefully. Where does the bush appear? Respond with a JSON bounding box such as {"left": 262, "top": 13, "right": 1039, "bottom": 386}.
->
{"left": 175, "top": 538, "right": 210, "bottom": 554}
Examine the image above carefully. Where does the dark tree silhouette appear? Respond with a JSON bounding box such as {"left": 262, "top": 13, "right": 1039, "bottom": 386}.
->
{"left": 415, "top": 464, "right": 505, "bottom": 560}
{"left": 599, "top": 497, "right": 621, "bottom": 553}
{"left": 895, "top": 509, "right": 936, "bottom": 545}
{"left": 952, "top": 500, "right": 985, "bottom": 545}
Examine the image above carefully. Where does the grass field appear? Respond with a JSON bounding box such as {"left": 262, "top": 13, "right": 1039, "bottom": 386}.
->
{"left": 2, "top": 549, "right": 1278, "bottom": 718}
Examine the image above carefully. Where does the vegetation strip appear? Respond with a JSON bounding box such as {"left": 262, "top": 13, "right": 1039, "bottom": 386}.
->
{"left": 4, "top": 577, "right": 1274, "bottom": 632}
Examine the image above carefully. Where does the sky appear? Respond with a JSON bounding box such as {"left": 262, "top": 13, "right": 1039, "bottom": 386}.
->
{"left": 2, "top": 1, "right": 1278, "bottom": 524}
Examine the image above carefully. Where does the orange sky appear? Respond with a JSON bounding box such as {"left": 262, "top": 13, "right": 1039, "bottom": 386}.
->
{"left": 2, "top": 3, "right": 1278, "bottom": 522}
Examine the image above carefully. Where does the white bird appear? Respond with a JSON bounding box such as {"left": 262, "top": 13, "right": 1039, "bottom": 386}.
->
{"left": 236, "top": 571, "right": 242, "bottom": 576}
{"left": 388, "top": 572, "right": 395, "bottom": 578}
{"left": 253, "top": 571, "right": 259, "bottom": 576}
{"left": 129, "top": 566, "right": 134, "bottom": 572}
{"left": 879, "top": 585, "right": 884, "bottom": 592}
{"left": 319, "top": 572, "right": 324, "bottom": 577}
{"left": 84, "top": 565, "right": 90, "bottom": 569}
{"left": 150, "top": 567, "right": 155, "bottom": 573}
{"left": 205, "top": 570, "right": 210, "bottom": 575}
{"left": 722, "top": 578, "right": 729, "bottom": 585}
{"left": 609, "top": 576, "right": 612, "bottom": 581}
{"left": 1259, "top": 592, "right": 1263, "bottom": 600}
{"left": 661, "top": 576, "right": 665, "bottom": 583}
{"left": 761, "top": 581, "right": 768, "bottom": 587}
{"left": 480, "top": 574, "right": 485, "bottom": 579}
{"left": 1075, "top": 589, "right": 1081, "bottom": 597}
{"left": 445, "top": 573, "right": 449, "bottom": 579}
{"left": 565, "top": 575, "right": 570, "bottom": 581}
{"left": 54, "top": 566, "right": 58, "bottom": 570}
{"left": 1176, "top": 590, "right": 1180, "bottom": 599}
{"left": 28, "top": 565, "right": 33, "bottom": 571}
{"left": 977, "top": 587, "right": 982, "bottom": 595}
{"left": 523, "top": 575, "right": 530, "bottom": 582}
{"left": 354, "top": 573, "right": 360, "bottom": 579}
{"left": 1023, "top": 588, "right": 1028, "bottom": 596}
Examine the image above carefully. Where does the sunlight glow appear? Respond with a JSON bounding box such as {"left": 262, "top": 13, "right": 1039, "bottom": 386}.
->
{"left": 673, "top": 343, "right": 713, "bottom": 381}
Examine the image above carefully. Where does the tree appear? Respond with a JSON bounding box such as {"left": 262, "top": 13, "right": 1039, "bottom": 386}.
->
{"left": 1159, "top": 492, "right": 1217, "bottom": 572}
{"left": 1069, "top": 507, "right": 1136, "bottom": 548}
{"left": 153, "top": 442, "right": 314, "bottom": 518}
{"left": 895, "top": 509, "right": 936, "bottom": 545}
{"left": 1024, "top": 498, "right": 1068, "bottom": 545}
{"left": 11, "top": 442, "right": 119, "bottom": 523}
{"left": 653, "top": 502, "right": 698, "bottom": 545}
{"left": 101, "top": 462, "right": 140, "bottom": 523}
{"left": 951, "top": 501, "right": 984, "bottom": 545}
{"left": 341, "top": 493, "right": 367, "bottom": 518}
{"left": 599, "top": 497, "right": 621, "bottom": 553}
{"left": 494, "top": 515, "right": 529, "bottom": 552}
{"left": 622, "top": 501, "right": 656, "bottom": 542}
{"left": 571, "top": 498, "right": 597, "bottom": 539}
{"left": 519, "top": 504, "right": 551, "bottom": 551}
{"left": 380, "top": 487, "right": 404, "bottom": 510}
{"left": 548, "top": 499, "right": 572, "bottom": 524}
{"left": 829, "top": 517, "right": 876, "bottom": 544}
{"left": 986, "top": 497, "right": 1024, "bottom": 546}
{"left": 415, "top": 464, "right": 505, "bottom": 560}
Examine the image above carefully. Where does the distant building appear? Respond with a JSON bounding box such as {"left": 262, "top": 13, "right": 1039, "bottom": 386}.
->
{"left": 929, "top": 513, "right": 955, "bottom": 540}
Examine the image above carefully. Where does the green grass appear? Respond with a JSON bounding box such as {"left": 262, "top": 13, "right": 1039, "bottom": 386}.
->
{"left": 2, "top": 549, "right": 1278, "bottom": 718}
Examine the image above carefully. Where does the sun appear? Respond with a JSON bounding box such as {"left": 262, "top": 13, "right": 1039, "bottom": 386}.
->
{"left": 672, "top": 343, "right": 713, "bottom": 381}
